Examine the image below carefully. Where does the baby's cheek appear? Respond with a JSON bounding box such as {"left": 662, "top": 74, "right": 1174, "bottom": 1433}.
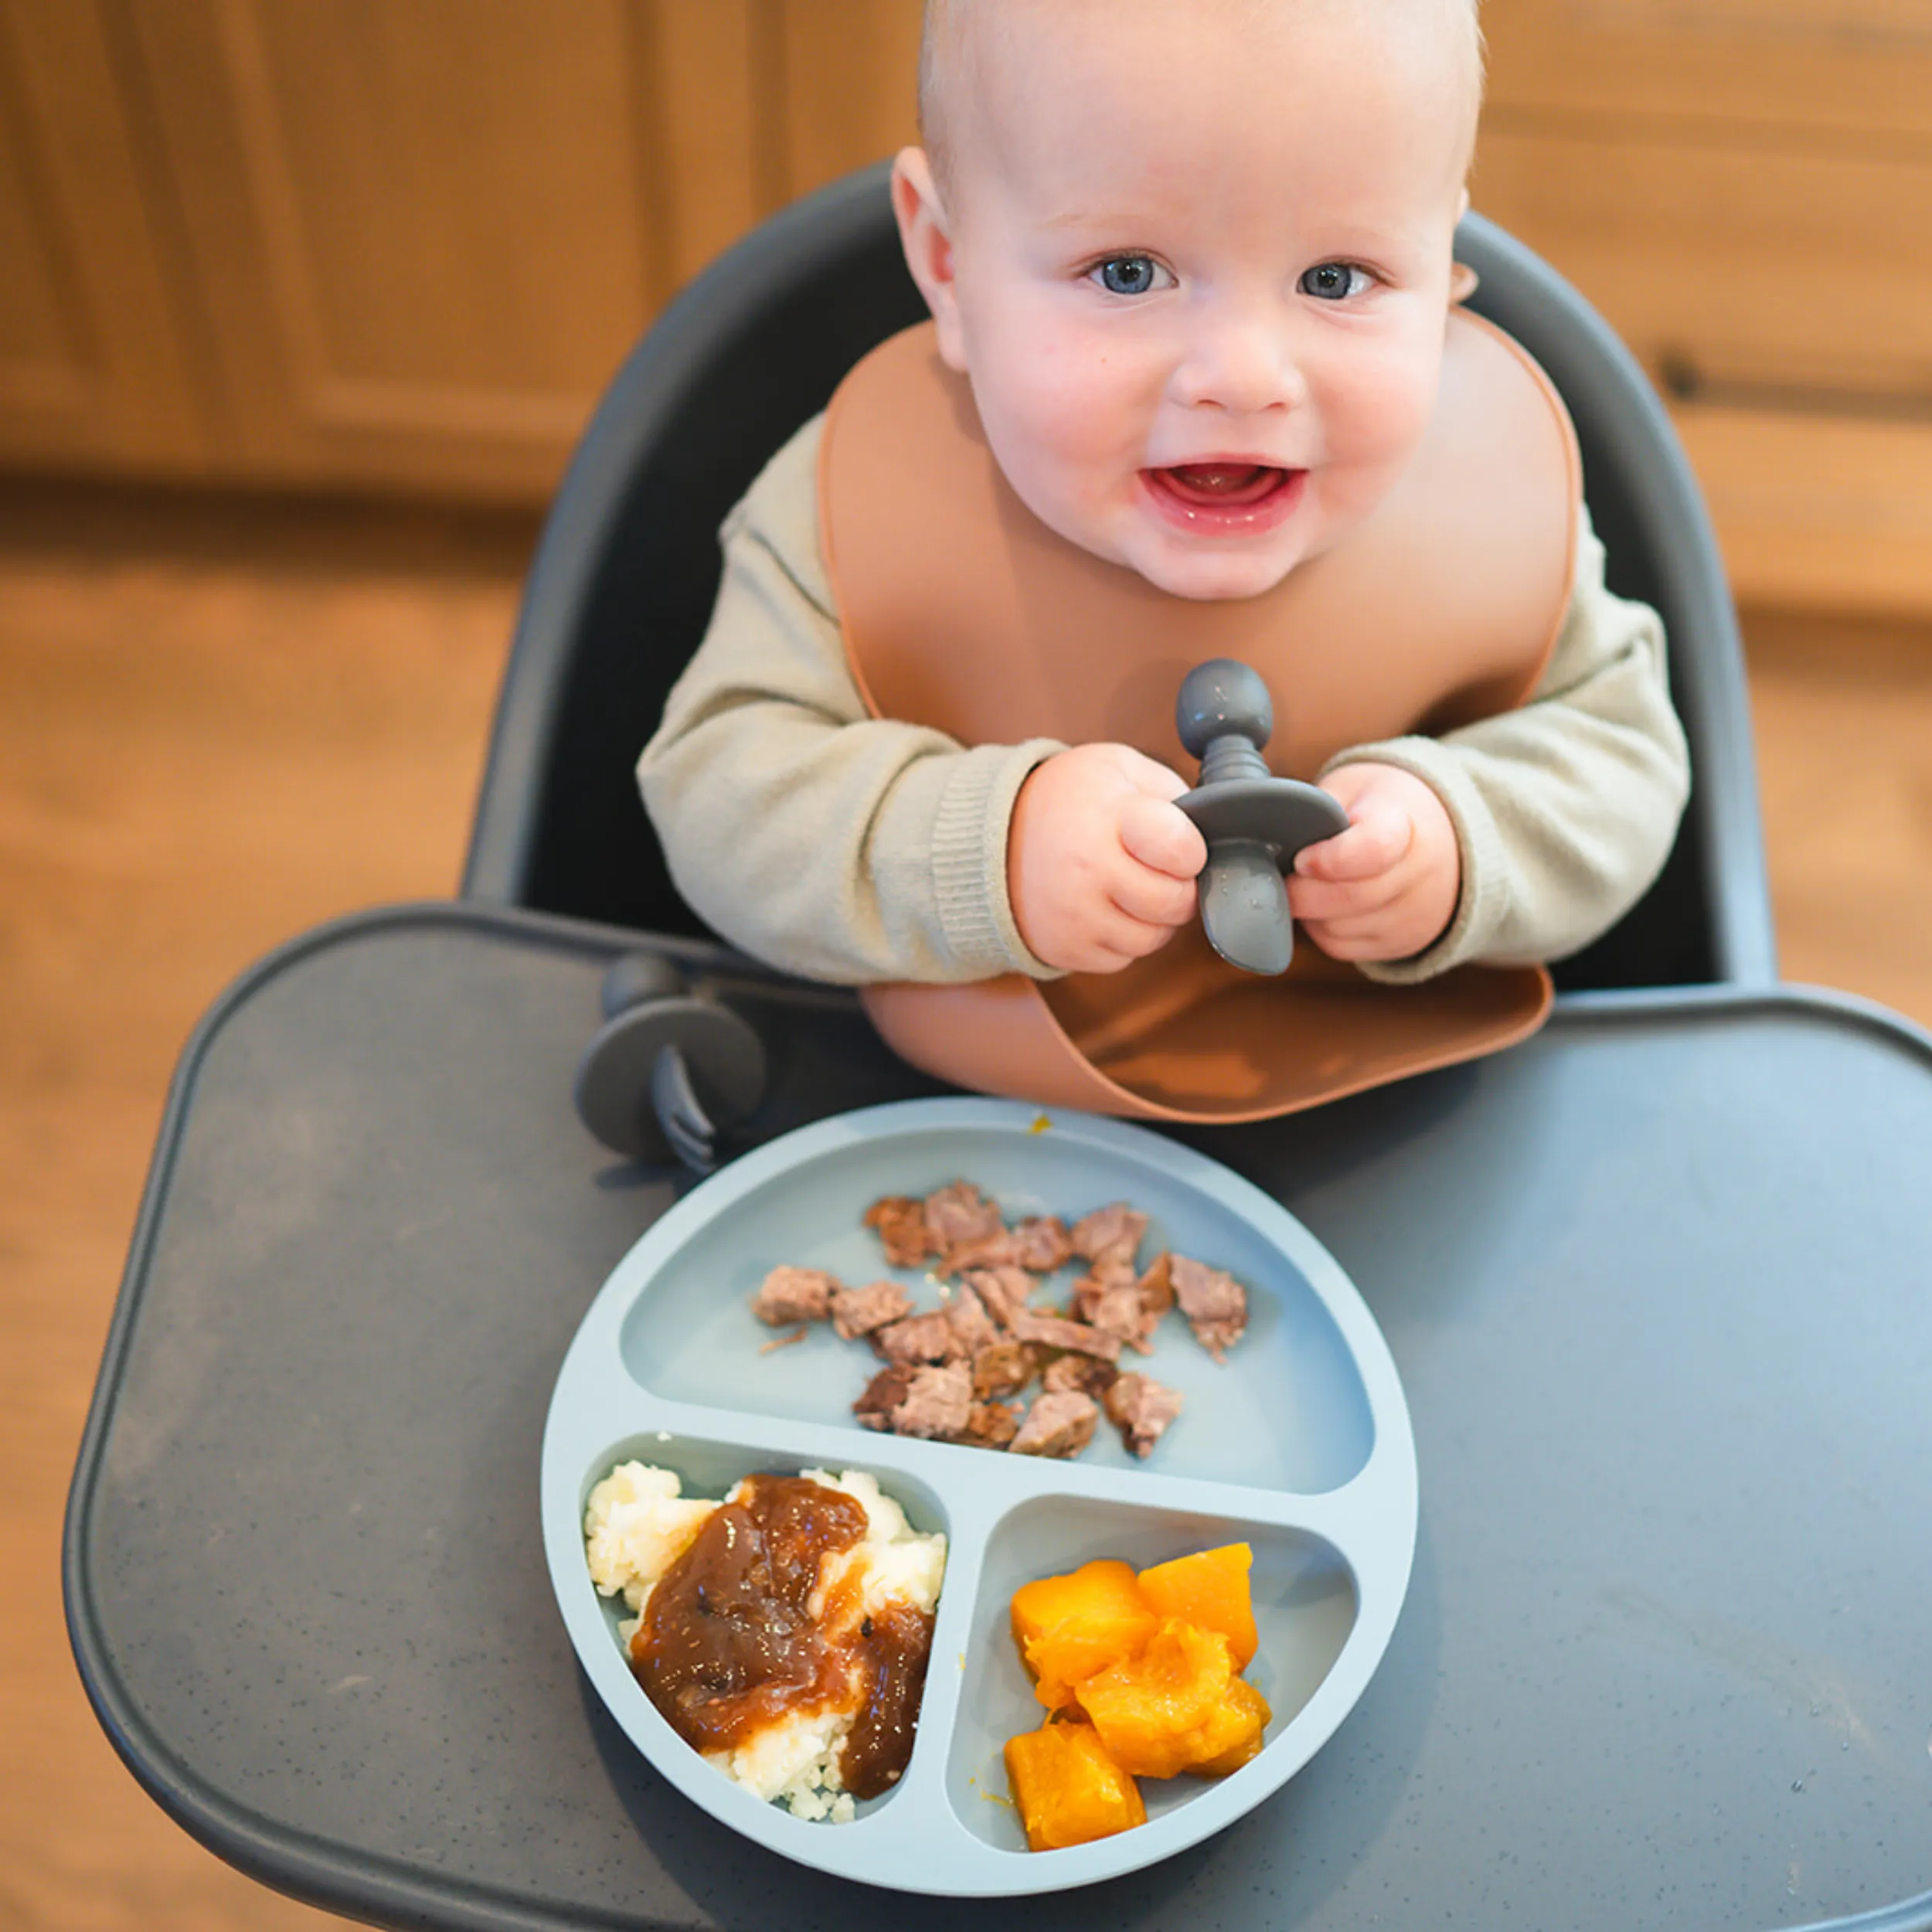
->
{"left": 982, "top": 377, "right": 1131, "bottom": 531}
{"left": 1020, "top": 364, "right": 1129, "bottom": 464}
{"left": 1378, "top": 355, "right": 1440, "bottom": 457}
{"left": 1329, "top": 328, "right": 1441, "bottom": 462}
{"left": 1314, "top": 395, "right": 1439, "bottom": 542}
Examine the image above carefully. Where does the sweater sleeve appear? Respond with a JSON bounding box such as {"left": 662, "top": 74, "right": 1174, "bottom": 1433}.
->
{"left": 635, "top": 414, "right": 1064, "bottom": 985}
{"left": 1318, "top": 501, "right": 1692, "bottom": 982}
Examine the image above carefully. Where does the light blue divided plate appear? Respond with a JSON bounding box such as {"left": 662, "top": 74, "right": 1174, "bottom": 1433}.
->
{"left": 542, "top": 1098, "right": 1417, "bottom": 1896}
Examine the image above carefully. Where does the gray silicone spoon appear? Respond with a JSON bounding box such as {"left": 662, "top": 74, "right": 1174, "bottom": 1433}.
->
{"left": 1174, "top": 658, "right": 1350, "bottom": 975}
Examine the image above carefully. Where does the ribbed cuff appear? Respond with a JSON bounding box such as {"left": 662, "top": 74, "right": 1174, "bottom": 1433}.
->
{"left": 929, "top": 739, "right": 1065, "bottom": 979}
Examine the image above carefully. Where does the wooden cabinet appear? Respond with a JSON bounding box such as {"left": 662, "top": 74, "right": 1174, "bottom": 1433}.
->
{"left": 1475, "top": 0, "right": 1932, "bottom": 616}
{"left": 0, "top": 2, "right": 207, "bottom": 473}
{"left": 120, "top": 0, "right": 671, "bottom": 501}
{"left": 2, "top": 0, "right": 1929, "bottom": 617}
{"left": 0, "top": 0, "right": 922, "bottom": 502}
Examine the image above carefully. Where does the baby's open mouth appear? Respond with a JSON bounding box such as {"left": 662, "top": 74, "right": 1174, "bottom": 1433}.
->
{"left": 1141, "top": 462, "right": 1305, "bottom": 533}
{"left": 1158, "top": 464, "right": 1291, "bottom": 505}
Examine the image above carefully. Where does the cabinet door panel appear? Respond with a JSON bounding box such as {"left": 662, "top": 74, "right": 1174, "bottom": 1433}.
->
{"left": 1672, "top": 409, "right": 1932, "bottom": 616}
{"left": 641, "top": 0, "right": 769, "bottom": 295}
{"left": 1475, "top": 129, "right": 1932, "bottom": 409}
{"left": 776, "top": 0, "right": 923, "bottom": 199}
{"left": 121, "top": 0, "right": 679, "bottom": 500}
{"left": 1482, "top": 0, "right": 1932, "bottom": 144}
{"left": 1475, "top": 125, "right": 1932, "bottom": 613}
{"left": 0, "top": 1, "right": 206, "bottom": 472}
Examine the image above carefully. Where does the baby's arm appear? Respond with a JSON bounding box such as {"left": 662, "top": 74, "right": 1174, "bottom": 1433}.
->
{"left": 638, "top": 417, "right": 1068, "bottom": 985}
{"left": 1293, "top": 502, "right": 1691, "bottom": 981}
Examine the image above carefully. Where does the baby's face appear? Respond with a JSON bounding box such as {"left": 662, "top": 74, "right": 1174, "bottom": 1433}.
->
{"left": 897, "top": 0, "right": 1476, "bottom": 601}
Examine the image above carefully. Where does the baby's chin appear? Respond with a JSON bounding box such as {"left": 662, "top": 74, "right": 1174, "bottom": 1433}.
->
{"left": 1010, "top": 474, "right": 1344, "bottom": 601}
{"left": 1113, "top": 532, "right": 1320, "bottom": 604}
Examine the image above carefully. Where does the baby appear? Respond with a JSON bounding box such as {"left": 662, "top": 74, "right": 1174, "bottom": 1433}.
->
{"left": 640, "top": 0, "right": 1687, "bottom": 1015}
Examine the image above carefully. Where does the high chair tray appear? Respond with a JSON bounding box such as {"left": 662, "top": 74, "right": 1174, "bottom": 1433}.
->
{"left": 66, "top": 903, "right": 1932, "bottom": 1931}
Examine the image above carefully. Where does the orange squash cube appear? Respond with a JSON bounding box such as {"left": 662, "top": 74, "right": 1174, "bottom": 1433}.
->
{"left": 1136, "top": 1543, "right": 1257, "bottom": 1670}
{"left": 1190, "top": 1675, "right": 1273, "bottom": 1776}
{"left": 1003, "top": 1719, "right": 1148, "bottom": 1851}
{"left": 1077, "top": 1617, "right": 1239, "bottom": 1778}
{"left": 1011, "top": 1559, "right": 1158, "bottom": 1710}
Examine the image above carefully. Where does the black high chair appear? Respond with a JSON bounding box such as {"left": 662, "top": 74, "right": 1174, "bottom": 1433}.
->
{"left": 66, "top": 165, "right": 1932, "bottom": 1932}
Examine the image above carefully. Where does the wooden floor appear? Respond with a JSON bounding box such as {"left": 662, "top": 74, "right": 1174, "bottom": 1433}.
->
{"left": 1, "top": 479, "right": 1928, "bottom": 1931}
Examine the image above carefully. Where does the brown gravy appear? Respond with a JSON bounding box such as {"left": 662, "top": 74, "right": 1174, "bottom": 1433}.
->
{"left": 629, "top": 1473, "right": 935, "bottom": 1801}
{"left": 841, "top": 1598, "right": 936, "bottom": 1798}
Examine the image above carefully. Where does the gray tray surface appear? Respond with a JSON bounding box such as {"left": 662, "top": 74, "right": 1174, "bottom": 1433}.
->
{"left": 65, "top": 904, "right": 1932, "bottom": 1931}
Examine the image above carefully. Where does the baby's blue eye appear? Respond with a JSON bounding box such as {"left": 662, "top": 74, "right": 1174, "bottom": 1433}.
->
{"left": 1299, "top": 262, "right": 1369, "bottom": 301}
{"left": 1092, "top": 254, "right": 1167, "bottom": 297}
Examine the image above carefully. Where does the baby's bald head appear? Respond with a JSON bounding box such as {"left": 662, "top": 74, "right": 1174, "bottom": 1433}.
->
{"left": 918, "top": 0, "right": 1485, "bottom": 212}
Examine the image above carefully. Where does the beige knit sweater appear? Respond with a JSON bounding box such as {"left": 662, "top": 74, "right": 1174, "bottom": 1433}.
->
{"left": 638, "top": 414, "right": 1689, "bottom": 987}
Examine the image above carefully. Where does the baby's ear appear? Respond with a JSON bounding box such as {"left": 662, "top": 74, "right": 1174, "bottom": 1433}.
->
{"left": 890, "top": 148, "right": 968, "bottom": 371}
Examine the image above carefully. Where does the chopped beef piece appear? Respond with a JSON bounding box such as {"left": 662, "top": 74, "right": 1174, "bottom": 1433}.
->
{"left": 960, "top": 1400, "right": 1020, "bottom": 1450}
{"left": 1009, "top": 1309, "right": 1123, "bottom": 1362}
{"left": 933, "top": 1229, "right": 1019, "bottom": 1277}
{"left": 830, "top": 1278, "right": 915, "bottom": 1341}
{"left": 1168, "top": 1253, "right": 1249, "bottom": 1362}
{"left": 1104, "top": 1372, "right": 1185, "bottom": 1458}
{"left": 1071, "top": 1202, "right": 1149, "bottom": 1270}
{"left": 1135, "top": 1250, "right": 1176, "bottom": 1320}
{"left": 888, "top": 1362, "right": 975, "bottom": 1440}
{"left": 872, "top": 1308, "right": 964, "bottom": 1365}
{"left": 1010, "top": 1216, "right": 1074, "bottom": 1272}
{"left": 750, "top": 1264, "right": 839, "bottom": 1325}
{"left": 943, "top": 1282, "right": 998, "bottom": 1354}
{"left": 971, "top": 1337, "right": 1039, "bottom": 1401}
{"left": 1072, "top": 1273, "right": 1160, "bottom": 1354}
{"left": 758, "top": 1325, "right": 809, "bottom": 1354}
{"left": 1099, "top": 1250, "right": 1172, "bottom": 1346}
{"left": 1011, "top": 1389, "right": 1100, "bottom": 1459}
{"left": 864, "top": 1195, "right": 934, "bottom": 1268}
{"left": 855, "top": 1359, "right": 973, "bottom": 1440}
{"left": 923, "top": 1180, "right": 1006, "bottom": 1255}
{"left": 1043, "top": 1352, "right": 1119, "bottom": 1401}
{"left": 961, "top": 1264, "right": 1034, "bottom": 1328}
{"left": 853, "top": 1363, "right": 918, "bottom": 1428}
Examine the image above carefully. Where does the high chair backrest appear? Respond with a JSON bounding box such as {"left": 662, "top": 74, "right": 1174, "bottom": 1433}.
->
{"left": 463, "top": 161, "right": 1777, "bottom": 992}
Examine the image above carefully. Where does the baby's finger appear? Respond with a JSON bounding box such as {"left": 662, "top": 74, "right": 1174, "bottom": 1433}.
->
{"left": 1083, "top": 905, "right": 1182, "bottom": 968}
{"left": 1299, "top": 920, "right": 1389, "bottom": 962}
{"left": 1062, "top": 940, "right": 1138, "bottom": 975}
{"left": 1111, "top": 745, "right": 1192, "bottom": 803}
{"left": 1300, "top": 897, "right": 1417, "bottom": 947}
{"left": 1119, "top": 792, "right": 1208, "bottom": 879}
{"left": 1110, "top": 860, "right": 1197, "bottom": 931}
{"left": 1294, "top": 794, "right": 1413, "bottom": 883}
{"left": 1287, "top": 867, "right": 1406, "bottom": 924}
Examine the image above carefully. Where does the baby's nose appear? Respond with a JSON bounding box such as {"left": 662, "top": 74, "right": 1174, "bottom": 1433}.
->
{"left": 1171, "top": 315, "right": 1305, "bottom": 416}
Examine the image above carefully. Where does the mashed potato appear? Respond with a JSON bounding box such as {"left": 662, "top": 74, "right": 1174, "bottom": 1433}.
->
{"left": 584, "top": 1463, "right": 947, "bottom": 1821}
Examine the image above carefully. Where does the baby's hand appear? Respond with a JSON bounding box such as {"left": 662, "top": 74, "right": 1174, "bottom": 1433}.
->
{"left": 1008, "top": 744, "right": 1208, "bottom": 973}
{"left": 1289, "top": 763, "right": 1461, "bottom": 963}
